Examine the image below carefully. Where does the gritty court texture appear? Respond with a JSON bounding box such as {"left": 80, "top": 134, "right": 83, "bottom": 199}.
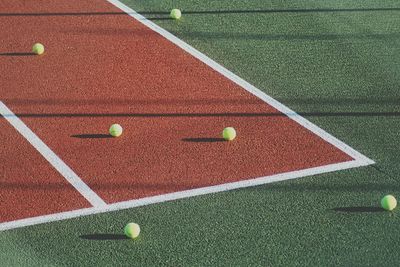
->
{"left": 1, "top": 0, "right": 399, "bottom": 266}
{"left": 0, "top": 0, "right": 369, "bottom": 225}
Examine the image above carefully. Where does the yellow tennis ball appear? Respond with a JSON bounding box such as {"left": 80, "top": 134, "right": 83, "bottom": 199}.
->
{"left": 222, "top": 127, "right": 236, "bottom": 141}
{"left": 170, "top": 9, "right": 181, "bottom": 19}
{"left": 109, "top": 124, "right": 123, "bottom": 137}
{"left": 124, "top": 223, "right": 140, "bottom": 239}
{"left": 381, "top": 195, "right": 397, "bottom": 211}
{"left": 32, "top": 43, "right": 45, "bottom": 55}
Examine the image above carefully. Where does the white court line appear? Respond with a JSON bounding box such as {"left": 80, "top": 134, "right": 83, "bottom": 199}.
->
{"left": 108, "top": 0, "right": 374, "bottom": 166}
{"left": 0, "top": 1, "right": 374, "bottom": 231}
{"left": 0, "top": 160, "right": 365, "bottom": 231}
{"left": 0, "top": 101, "right": 107, "bottom": 208}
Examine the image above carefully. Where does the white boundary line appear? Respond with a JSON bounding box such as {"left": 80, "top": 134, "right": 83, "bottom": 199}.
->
{"left": 107, "top": 0, "right": 374, "bottom": 165}
{"left": 0, "top": 1, "right": 374, "bottom": 231}
{"left": 0, "top": 160, "right": 364, "bottom": 231}
{"left": 0, "top": 101, "right": 107, "bottom": 208}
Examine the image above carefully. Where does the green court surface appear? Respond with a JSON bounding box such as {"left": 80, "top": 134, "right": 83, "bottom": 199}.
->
{"left": 1, "top": 0, "right": 400, "bottom": 266}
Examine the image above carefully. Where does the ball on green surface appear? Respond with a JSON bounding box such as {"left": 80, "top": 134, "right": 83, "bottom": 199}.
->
{"left": 222, "top": 127, "right": 236, "bottom": 141}
{"left": 32, "top": 43, "right": 45, "bottom": 55}
{"left": 170, "top": 8, "right": 182, "bottom": 19}
{"left": 381, "top": 195, "right": 397, "bottom": 211}
{"left": 109, "top": 124, "right": 123, "bottom": 137}
{"left": 124, "top": 223, "right": 140, "bottom": 239}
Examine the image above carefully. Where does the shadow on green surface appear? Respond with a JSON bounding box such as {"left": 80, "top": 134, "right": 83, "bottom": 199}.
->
{"left": 333, "top": 207, "right": 384, "bottom": 212}
{"left": 80, "top": 234, "right": 128, "bottom": 240}
{"left": 143, "top": 7, "right": 400, "bottom": 15}
{"left": 179, "top": 31, "right": 400, "bottom": 41}
{"left": 278, "top": 97, "right": 400, "bottom": 105}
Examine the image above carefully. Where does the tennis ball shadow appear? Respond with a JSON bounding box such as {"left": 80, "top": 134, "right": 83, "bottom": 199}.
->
{"left": 79, "top": 233, "right": 129, "bottom": 240}
{"left": 182, "top": 137, "right": 225, "bottom": 142}
{"left": 332, "top": 206, "right": 385, "bottom": 213}
{"left": 145, "top": 17, "right": 175, "bottom": 20}
{"left": 71, "top": 134, "right": 112, "bottom": 139}
{"left": 0, "top": 52, "right": 36, "bottom": 56}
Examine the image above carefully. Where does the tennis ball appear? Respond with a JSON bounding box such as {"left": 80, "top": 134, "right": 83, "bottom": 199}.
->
{"left": 124, "top": 223, "right": 140, "bottom": 239}
{"left": 170, "top": 9, "right": 181, "bottom": 19}
{"left": 381, "top": 195, "right": 397, "bottom": 211}
{"left": 32, "top": 43, "right": 45, "bottom": 55}
{"left": 109, "top": 124, "right": 123, "bottom": 137}
{"left": 222, "top": 127, "right": 236, "bottom": 141}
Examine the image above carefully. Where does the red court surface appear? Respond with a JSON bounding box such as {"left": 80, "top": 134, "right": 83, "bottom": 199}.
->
{"left": 0, "top": 118, "right": 91, "bottom": 222}
{"left": 0, "top": 0, "right": 354, "bottom": 222}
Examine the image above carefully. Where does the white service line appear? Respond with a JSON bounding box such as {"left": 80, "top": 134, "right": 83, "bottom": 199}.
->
{"left": 107, "top": 0, "right": 374, "bottom": 166}
{"left": 0, "top": 160, "right": 366, "bottom": 231}
{"left": 0, "top": 101, "right": 107, "bottom": 208}
{"left": 0, "top": 1, "right": 375, "bottom": 231}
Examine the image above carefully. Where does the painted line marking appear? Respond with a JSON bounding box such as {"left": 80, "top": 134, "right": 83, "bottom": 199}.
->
{"left": 108, "top": 0, "right": 374, "bottom": 166}
{"left": 0, "top": 101, "right": 107, "bottom": 208}
{"left": 0, "top": 0, "right": 375, "bottom": 231}
{"left": 0, "top": 160, "right": 365, "bottom": 231}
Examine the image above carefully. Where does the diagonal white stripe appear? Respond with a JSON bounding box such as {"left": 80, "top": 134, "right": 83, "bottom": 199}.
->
{"left": 0, "top": 160, "right": 369, "bottom": 232}
{"left": 107, "top": 0, "right": 374, "bottom": 166}
{"left": 0, "top": 0, "right": 375, "bottom": 231}
{"left": 0, "top": 101, "right": 107, "bottom": 208}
